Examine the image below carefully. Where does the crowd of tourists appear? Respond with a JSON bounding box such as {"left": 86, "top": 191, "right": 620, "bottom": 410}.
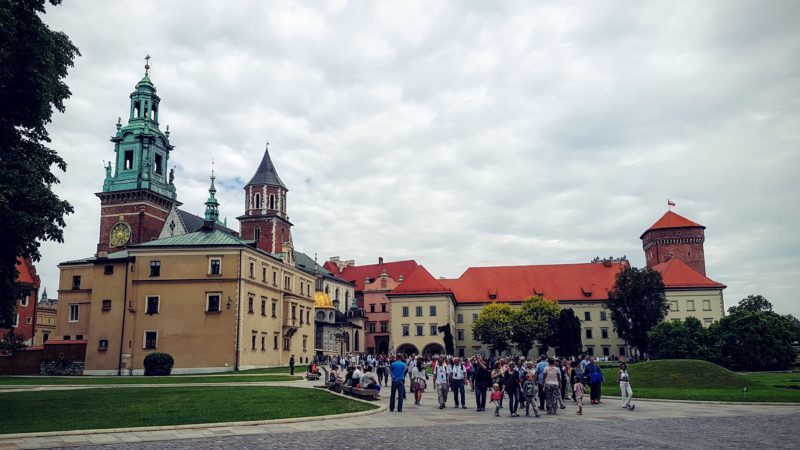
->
{"left": 322, "top": 352, "right": 636, "bottom": 416}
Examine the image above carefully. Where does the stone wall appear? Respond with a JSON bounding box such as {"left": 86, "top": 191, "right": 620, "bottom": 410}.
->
{"left": 41, "top": 359, "right": 85, "bottom": 376}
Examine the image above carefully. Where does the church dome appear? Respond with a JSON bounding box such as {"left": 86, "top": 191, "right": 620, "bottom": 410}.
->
{"left": 314, "top": 291, "right": 334, "bottom": 309}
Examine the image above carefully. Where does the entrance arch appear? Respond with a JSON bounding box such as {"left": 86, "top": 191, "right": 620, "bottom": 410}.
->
{"left": 422, "top": 343, "right": 445, "bottom": 358}
{"left": 395, "top": 343, "right": 418, "bottom": 356}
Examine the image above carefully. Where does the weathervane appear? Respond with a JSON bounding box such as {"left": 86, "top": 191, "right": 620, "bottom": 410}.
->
{"left": 144, "top": 54, "right": 151, "bottom": 75}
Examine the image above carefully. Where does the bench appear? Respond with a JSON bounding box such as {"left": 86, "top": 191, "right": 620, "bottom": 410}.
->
{"left": 341, "top": 385, "right": 354, "bottom": 395}
{"left": 305, "top": 372, "right": 321, "bottom": 381}
{"left": 326, "top": 381, "right": 342, "bottom": 393}
{"left": 350, "top": 387, "right": 379, "bottom": 400}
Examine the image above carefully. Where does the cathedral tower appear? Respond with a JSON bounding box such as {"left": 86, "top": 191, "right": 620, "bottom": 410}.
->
{"left": 238, "top": 143, "right": 293, "bottom": 254}
{"left": 96, "top": 57, "right": 179, "bottom": 254}
{"left": 641, "top": 210, "right": 706, "bottom": 275}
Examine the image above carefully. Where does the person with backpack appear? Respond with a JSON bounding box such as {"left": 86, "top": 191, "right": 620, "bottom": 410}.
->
{"left": 434, "top": 357, "right": 451, "bottom": 409}
{"left": 450, "top": 357, "right": 467, "bottom": 409}
{"left": 587, "top": 357, "right": 604, "bottom": 404}
{"left": 523, "top": 372, "right": 541, "bottom": 417}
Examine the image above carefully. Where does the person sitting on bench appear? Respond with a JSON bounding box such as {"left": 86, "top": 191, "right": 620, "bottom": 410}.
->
{"left": 359, "top": 365, "right": 381, "bottom": 399}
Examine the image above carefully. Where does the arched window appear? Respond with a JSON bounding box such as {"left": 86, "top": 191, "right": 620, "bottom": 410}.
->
{"left": 133, "top": 101, "right": 141, "bottom": 118}
{"left": 254, "top": 227, "right": 260, "bottom": 243}
{"left": 354, "top": 331, "right": 360, "bottom": 352}
{"left": 316, "top": 311, "right": 325, "bottom": 320}
{"left": 345, "top": 291, "right": 350, "bottom": 302}
{"left": 335, "top": 288, "right": 340, "bottom": 301}
{"left": 324, "top": 286, "right": 329, "bottom": 294}
{"left": 254, "top": 193, "right": 261, "bottom": 209}
{"left": 329, "top": 312, "right": 334, "bottom": 321}
{"left": 269, "top": 194, "right": 275, "bottom": 209}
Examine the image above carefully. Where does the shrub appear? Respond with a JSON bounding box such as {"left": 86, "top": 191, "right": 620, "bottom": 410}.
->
{"left": 143, "top": 352, "right": 174, "bottom": 376}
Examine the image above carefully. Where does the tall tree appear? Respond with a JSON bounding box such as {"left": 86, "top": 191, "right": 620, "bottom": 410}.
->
{"left": 0, "top": 0, "right": 79, "bottom": 326}
{"left": 510, "top": 295, "right": 560, "bottom": 358}
{"left": 606, "top": 266, "right": 668, "bottom": 357}
{"left": 472, "top": 303, "right": 514, "bottom": 355}
{"left": 727, "top": 294, "right": 772, "bottom": 315}
{"left": 648, "top": 317, "right": 712, "bottom": 360}
{"left": 556, "top": 308, "right": 583, "bottom": 358}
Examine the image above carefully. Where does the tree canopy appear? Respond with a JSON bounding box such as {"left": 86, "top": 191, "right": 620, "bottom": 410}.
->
{"left": 510, "top": 296, "right": 560, "bottom": 358}
{"left": 0, "top": 0, "right": 79, "bottom": 326}
{"left": 556, "top": 308, "right": 583, "bottom": 358}
{"left": 727, "top": 294, "right": 772, "bottom": 315}
{"left": 606, "top": 266, "right": 668, "bottom": 357}
{"left": 648, "top": 317, "right": 712, "bottom": 360}
{"left": 472, "top": 303, "right": 514, "bottom": 355}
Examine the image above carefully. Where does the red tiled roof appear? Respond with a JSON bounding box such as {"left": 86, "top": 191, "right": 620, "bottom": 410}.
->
{"left": 641, "top": 211, "right": 704, "bottom": 238}
{"left": 15, "top": 257, "right": 35, "bottom": 284}
{"left": 390, "top": 266, "right": 451, "bottom": 295}
{"left": 328, "top": 260, "right": 419, "bottom": 292}
{"left": 442, "top": 261, "right": 627, "bottom": 303}
{"left": 652, "top": 258, "right": 726, "bottom": 289}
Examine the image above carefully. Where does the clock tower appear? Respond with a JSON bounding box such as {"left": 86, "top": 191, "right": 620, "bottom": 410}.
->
{"left": 96, "top": 57, "right": 179, "bottom": 254}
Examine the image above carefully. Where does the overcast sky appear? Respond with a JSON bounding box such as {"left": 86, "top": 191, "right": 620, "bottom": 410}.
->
{"left": 37, "top": 1, "right": 799, "bottom": 316}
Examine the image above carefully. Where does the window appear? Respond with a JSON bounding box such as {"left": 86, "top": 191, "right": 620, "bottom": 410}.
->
{"left": 585, "top": 328, "right": 593, "bottom": 339}
{"left": 586, "top": 347, "right": 594, "bottom": 356}
{"left": 273, "top": 335, "right": 279, "bottom": 350}
{"left": 687, "top": 300, "right": 695, "bottom": 311}
{"left": 144, "top": 331, "right": 157, "bottom": 349}
{"left": 252, "top": 334, "right": 257, "bottom": 350}
{"left": 303, "top": 336, "right": 307, "bottom": 351}
{"left": 249, "top": 262, "right": 255, "bottom": 278}
{"left": 154, "top": 153, "right": 163, "bottom": 175}
{"left": 285, "top": 275, "right": 292, "bottom": 290}
{"left": 69, "top": 304, "right": 79, "bottom": 322}
{"left": 209, "top": 259, "right": 221, "bottom": 275}
{"left": 149, "top": 260, "right": 161, "bottom": 277}
{"left": 254, "top": 193, "right": 261, "bottom": 209}
{"left": 335, "top": 288, "right": 340, "bottom": 300}
{"left": 619, "top": 347, "right": 626, "bottom": 356}
{"left": 457, "top": 314, "right": 463, "bottom": 323}
{"left": 248, "top": 297, "right": 254, "bottom": 314}
{"left": 704, "top": 318, "right": 713, "bottom": 325}
{"left": 75, "top": 334, "right": 83, "bottom": 340}
{"left": 457, "top": 329, "right": 464, "bottom": 340}
{"left": 291, "top": 305, "right": 297, "bottom": 319}
{"left": 146, "top": 296, "right": 159, "bottom": 315}
{"left": 369, "top": 322, "right": 376, "bottom": 333}
{"left": 458, "top": 348, "right": 465, "bottom": 358}
{"left": 380, "top": 321, "right": 388, "bottom": 333}
{"left": 603, "top": 347, "right": 610, "bottom": 356}
{"left": 370, "top": 304, "right": 376, "bottom": 313}
{"left": 300, "top": 308, "right": 304, "bottom": 325}
{"left": 402, "top": 325, "right": 410, "bottom": 336}
{"left": 261, "top": 336, "right": 266, "bottom": 351}
{"left": 703, "top": 299, "right": 711, "bottom": 311}
{"left": 415, "top": 306, "right": 423, "bottom": 317}
{"left": 124, "top": 150, "right": 134, "bottom": 170}
{"left": 98, "top": 339, "right": 109, "bottom": 350}
{"left": 416, "top": 324, "right": 424, "bottom": 336}
{"left": 262, "top": 267, "right": 267, "bottom": 282}
{"left": 283, "top": 337, "right": 290, "bottom": 351}
{"left": 429, "top": 305, "right": 437, "bottom": 316}
{"left": 207, "top": 294, "right": 221, "bottom": 313}
{"left": 42, "top": 333, "right": 49, "bottom": 343}
{"left": 306, "top": 310, "right": 310, "bottom": 324}
{"left": 72, "top": 276, "right": 81, "bottom": 290}
{"left": 261, "top": 299, "right": 267, "bottom": 316}
{"left": 102, "top": 299, "right": 112, "bottom": 312}
{"left": 584, "top": 311, "right": 591, "bottom": 321}
{"left": 402, "top": 306, "right": 409, "bottom": 317}
{"left": 63, "top": 335, "right": 71, "bottom": 340}
{"left": 430, "top": 324, "right": 438, "bottom": 335}
{"left": 270, "top": 194, "right": 275, "bottom": 209}
{"left": 670, "top": 301, "right": 679, "bottom": 311}
{"left": 600, "top": 311, "right": 607, "bottom": 321}
{"left": 104, "top": 265, "right": 114, "bottom": 275}
{"left": 381, "top": 303, "right": 386, "bottom": 312}
{"left": 273, "top": 271, "right": 278, "bottom": 285}
{"left": 25, "top": 317, "right": 32, "bottom": 324}
{"left": 601, "top": 328, "right": 609, "bottom": 339}
{"left": 272, "top": 301, "right": 277, "bottom": 317}
{"left": 472, "top": 313, "right": 478, "bottom": 321}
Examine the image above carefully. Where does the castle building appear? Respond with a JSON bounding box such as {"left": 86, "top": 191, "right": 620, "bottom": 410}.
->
{"left": 33, "top": 288, "right": 57, "bottom": 346}
{"left": 4, "top": 258, "right": 40, "bottom": 345}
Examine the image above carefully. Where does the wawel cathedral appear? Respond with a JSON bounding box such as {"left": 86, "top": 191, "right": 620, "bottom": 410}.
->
{"left": 52, "top": 63, "right": 726, "bottom": 374}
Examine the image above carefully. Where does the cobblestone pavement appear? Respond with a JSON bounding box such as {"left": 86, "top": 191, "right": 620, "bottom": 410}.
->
{"left": 3, "top": 381, "right": 798, "bottom": 449}
{"left": 61, "top": 414, "right": 797, "bottom": 449}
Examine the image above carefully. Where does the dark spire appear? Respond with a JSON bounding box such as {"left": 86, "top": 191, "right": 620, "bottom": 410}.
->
{"left": 246, "top": 141, "right": 287, "bottom": 189}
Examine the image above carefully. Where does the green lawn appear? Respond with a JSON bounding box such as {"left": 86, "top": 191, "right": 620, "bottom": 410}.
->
{"left": 234, "top": 366, "right": 296, "bottom": 374}
{"left": 0, "top": 386, "right": 375, "bottom": 434}
{"left": 0, "top": 374, "right": 300, "bottom": 386}
{"left": 597, "top": 360, "right": 800, "bottom": 403}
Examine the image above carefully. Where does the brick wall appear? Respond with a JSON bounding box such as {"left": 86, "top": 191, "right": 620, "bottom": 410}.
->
{"left": 0, "top": 341, "right": 87, "bottom": 375}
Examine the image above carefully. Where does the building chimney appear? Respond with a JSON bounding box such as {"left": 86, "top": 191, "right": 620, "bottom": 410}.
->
{"left": 378, "top": 256, "right": 384, "bottom": 265}
{"left": 345, "top": 260, "right": 355, "bottom": 267}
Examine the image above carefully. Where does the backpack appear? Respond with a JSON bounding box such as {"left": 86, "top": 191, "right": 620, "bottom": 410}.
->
{"left": 590, "top": 369, "right": 602, "bottom": 384}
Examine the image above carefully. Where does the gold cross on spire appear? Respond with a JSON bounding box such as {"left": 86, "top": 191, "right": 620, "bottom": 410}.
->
{"left": 144, "top": 54, "right": 151, "bottom": 75}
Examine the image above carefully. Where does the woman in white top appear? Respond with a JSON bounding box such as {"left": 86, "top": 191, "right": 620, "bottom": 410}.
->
{"left": 411, "top": 358, "right": 428, "bottom": 406}
{"left": 617, "top": 363, "right": 635, "bottom": 410}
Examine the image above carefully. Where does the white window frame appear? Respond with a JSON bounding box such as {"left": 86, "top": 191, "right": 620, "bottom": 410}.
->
{"left": 145, "top": 295, "right": 160, "bottom": 315}
{"left": 143, "top": 330, "right": 158, "bottom": 349}
{"left": 206, "top": 293, "right": 222, "bottom": 312}
{"left": 69, "top": 304, "right": 79, "bottom": 322}
{"left": 208, "top": 257, "right": 222, "bottom": 276}
{"left": 11, "top": 313, "right": 19, "bottom": 327}
{"left": 20, "top": 295, "right": 28, "bottom": 307}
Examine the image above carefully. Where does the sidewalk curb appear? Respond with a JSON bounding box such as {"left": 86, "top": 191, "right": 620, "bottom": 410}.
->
{"left": 0, "top": 389, "right": 385, "bottom": 440}
{"left": 635, "top": 398, "right": 800, "bottom": 406}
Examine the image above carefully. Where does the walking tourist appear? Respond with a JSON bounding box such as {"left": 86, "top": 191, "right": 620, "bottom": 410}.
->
{"left": 434, "top": 356, "right": 451, "bottom": 409}
{"left": 536, "top": 354, "right": 548, "bottom": 410}
{"left": 543, "top": 358, "right": 562, "bottom": 415}
{"left": 472, "top": 354, "right": 491, "bottom": 411}
{"left": 491, "top": 383, "right": 504, "bottom": 417}
{"left": 451, "top": 357, "right": 467, "bottom": 409}
{"left": 618, "top": 362, "right": 635, "bottom": 411}
{"left": 289, "top": 354, "right": 295, "bottom": 375}
{"left": 586, "top": 357, "right": 604, "bottom": 404}
{"left": 377, "top": 356, "right": 388, "bottom": 387}
{"left": 523, "top": 372, "right": 541, "bottom": 417}
{"left": 389, "top": 354, "right": 407, "bottom": 412}
{"left": 574, "top": 375, "right": 585, "bottom": 415}
{"left": 503, "top": 362, "right": 521, "bottom": 417}
{"left": 411, "top": 358, "right": 428, "bottom": 406}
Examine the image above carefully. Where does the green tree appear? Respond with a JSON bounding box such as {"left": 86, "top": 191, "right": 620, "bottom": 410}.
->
{"left": 605, "top": 266, "right": 668, "bottom": 357}
{"left": 472, "top": 303, "right": 514, "bottom": 355}
{"left": 710, "top": 310, "right": 796, "bottom": 371}
{"left": 648, "top": 317, "right": 712, "bottom": 360}
{"left": 784, "top": 314, "right": 800, "bottom": 344}
{"left": 0, "top": 329, "right": 27, "bottom": 355}
{"left": 727, "top": 294, "right": 772, "bottom": 315}
{"left": 556, "top": 308, "right": 583, "bottom": 358}
{"left": 510, "top": 296, "right": 560, "bottom": 358}
{"left": 0, "top": 0, "right": 79, "bottom": 327}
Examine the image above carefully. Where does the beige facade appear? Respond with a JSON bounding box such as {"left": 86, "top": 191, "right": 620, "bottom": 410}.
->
{"left": 55, "top": 238, "right": 316, "bottom": 375}
{"left": 663, "top": 288, "right": 725, "bottom": 326}
{"left": 33, "top": 305, "right": 57, "bottom": 346}
{"left": 388, "top": 294, "right": 456, "bottom": 356}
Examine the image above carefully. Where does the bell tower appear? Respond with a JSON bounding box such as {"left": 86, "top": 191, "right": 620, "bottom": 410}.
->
{"left": 238, "top": 142, "right": 293, "bottom": 254}
{"left": 641, "top": 210, "right": 706, "bottom": 275}
{"left": 96, "top": 56, "right": 179, "bottom": 254}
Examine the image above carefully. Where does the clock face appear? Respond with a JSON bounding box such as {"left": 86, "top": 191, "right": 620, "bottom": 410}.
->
{"left": 109, "top": 222, "right": 132, "bottom": 247}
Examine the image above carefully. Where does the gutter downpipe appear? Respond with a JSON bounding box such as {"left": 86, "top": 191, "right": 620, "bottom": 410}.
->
{"left": 117, "top": 257, "right": 131, "bottom": 376}
{"left": 234, "top": 249, "right": 242, "bottom": 371}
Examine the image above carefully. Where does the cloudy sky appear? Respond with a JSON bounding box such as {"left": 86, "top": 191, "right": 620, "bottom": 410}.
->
{"left": 37, "top": 1, "right": 799, "bottom": 315}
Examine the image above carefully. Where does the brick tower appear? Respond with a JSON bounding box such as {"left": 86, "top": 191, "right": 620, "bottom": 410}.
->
{"left": 238, "top": 143, "right": 293, "bottom": 254}
{"left": 641, "top": 210, "right": 706, "bottom": 275}
{"left": 96, "top": 57, "right": 179, "bottom": 254}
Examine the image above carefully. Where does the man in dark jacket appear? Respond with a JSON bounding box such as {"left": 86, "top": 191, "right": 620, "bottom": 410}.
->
{"left": 289, "top": 355, "right": 295, "bottom": 375}
{"left": 471, "top": 354, "right": 492, "bottom": 411}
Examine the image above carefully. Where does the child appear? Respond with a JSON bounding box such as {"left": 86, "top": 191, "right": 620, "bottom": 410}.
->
{"left": 523, "top": 373, "right": 540, "bottom": 417}
{"left": 573, "top": 375, "right": 585, "bottom": 415}
{"left": 491, "top": 383, "right": 504, "bottom": 417}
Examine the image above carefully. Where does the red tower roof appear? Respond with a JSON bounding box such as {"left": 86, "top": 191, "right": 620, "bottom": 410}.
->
{"left": 651, "top": 258, "right": 725, "bottom": 289}
{"left": 391, "top": 266, "right": 451, "bottom": 295}
{"left": 641, "top": 211, "right": 705, "bottom": 238}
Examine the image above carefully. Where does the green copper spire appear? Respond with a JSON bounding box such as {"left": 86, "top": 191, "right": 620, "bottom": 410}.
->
{"left": 204, "top": 161, "right": 220, "bottom": 222}
{"left": 101, "top": 56, "right": 176, "bottom": 200}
